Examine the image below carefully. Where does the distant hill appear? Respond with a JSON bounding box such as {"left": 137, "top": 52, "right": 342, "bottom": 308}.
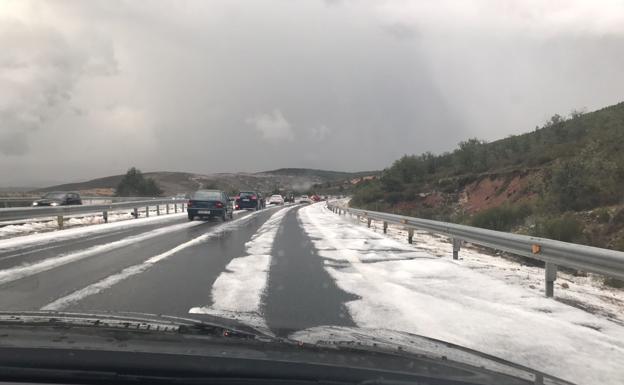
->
{"left": 36, "top": 168, "right": 378, "bottom": 196}
{"left": 351, "top": 101, "right": 624, "bottom": 252}
{"left": 258, "top": 168, "right": 376, "bottom": 181}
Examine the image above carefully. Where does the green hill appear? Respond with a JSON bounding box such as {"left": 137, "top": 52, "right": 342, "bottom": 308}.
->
{"left": 258, "top": 168, "right": 377, "bottom": 180}
{"left": 36, "top": 168, "right": 376, "bottom": 197}
{"left": 351, "top": 101, "right": 624, "bottom": 251}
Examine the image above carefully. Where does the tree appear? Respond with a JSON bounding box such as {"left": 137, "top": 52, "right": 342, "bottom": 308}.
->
{"left": 115, "top": 167, "right": 163, "bottom": 197}
{"left": 549, "top": 142, "right": 618, "bottom": 211}
{"left": 454, "top": 138, "right": 488, "bottom": 173}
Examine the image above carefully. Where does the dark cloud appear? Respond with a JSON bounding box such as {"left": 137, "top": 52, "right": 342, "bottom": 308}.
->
{"left": 0, "top": 16, "right": 117, "bottom": 158}
{"left": 1, "top": 1, "right": 623, "bottom": 186}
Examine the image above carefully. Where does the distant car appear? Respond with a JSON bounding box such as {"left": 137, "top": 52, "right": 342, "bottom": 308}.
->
{"left": 299, "top": 195, "right": 311, "bottom": 204}
{"left": 32, "top": 191, "right": 82, "bottom": 207}
{"left": 268, "top": 194, "right": 284, "bottom": 205}
{"left": 236, "top": 191, "right": 264, "bottom": 210}
{"left": 284, "top": 192, "right": 295, "bottom": 203}
{"left": 187, "top": 190, "right": 233, "bottom": 221}
{"left": 172, "top": 193, "right": 189, "bottom": 200}
{"left": 311, "top": 195, "right": 321, "bottom": 202}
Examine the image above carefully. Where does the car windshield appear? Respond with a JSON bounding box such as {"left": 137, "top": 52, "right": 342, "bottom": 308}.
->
{"left": 192, "top": 191, "right": 221, "bottom": 200}
{"left": 42, "top": 192, "right": 66, "bottom": 200}
{"left": 0, "top": 2, "right": 622, "bottom": 385}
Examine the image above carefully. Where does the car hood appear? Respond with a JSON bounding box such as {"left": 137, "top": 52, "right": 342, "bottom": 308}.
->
{"left": 290, "top": 326, "right": 573, "bottom": 385}
{"left": 0, "top": 311, "right": 573, "bottom": 385}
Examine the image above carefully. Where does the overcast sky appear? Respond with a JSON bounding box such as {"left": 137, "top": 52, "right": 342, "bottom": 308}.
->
{"left": 1, "top": 0, "right": 624, "bottom": 186}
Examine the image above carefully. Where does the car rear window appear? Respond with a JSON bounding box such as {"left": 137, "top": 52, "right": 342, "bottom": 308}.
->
{"left": 239, "top": 192, "right": 256, "bottom": 198}
{"left": 192, "top": 191, "right": 221, "bottom": 200}
{"left": 43, "top": 192, "right": 67, "bottom": 199}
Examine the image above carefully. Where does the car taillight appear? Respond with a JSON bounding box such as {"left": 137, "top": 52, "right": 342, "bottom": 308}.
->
{"left": 236, "top": 204, "right": 240, "bottom": 209}
{"left": 187, "top": 200, "right": 193, "bottom": 207}
{"left": 251, "top": 195, "right": 257, "bottom": 200}
{"left": 215, "top": 202, "right": 224, "bottom": 208}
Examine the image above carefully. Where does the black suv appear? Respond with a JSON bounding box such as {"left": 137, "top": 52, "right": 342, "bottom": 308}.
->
{"left": 236, "top": 191, "right": 264, "bottom": 210}
{"left": 187, "top": 190, "right": 233, "bottom": 221}
{"left": 32, "top": 191, "right": 82, "bottom": 207}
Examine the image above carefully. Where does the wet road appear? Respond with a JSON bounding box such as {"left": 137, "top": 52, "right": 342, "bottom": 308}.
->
{"left": 0, "top": 205, "right": 356, "bottom": 335}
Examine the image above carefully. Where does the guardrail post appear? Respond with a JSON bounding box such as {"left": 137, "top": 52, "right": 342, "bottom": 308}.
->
{"left": 383, "top": 221, "right": 388, "bottom": 234}
{"left": 545, "top": 262, "right": 557, "bottom": 298}
{"left": 174, "top": 204, "right": 178, "bottom": 213}
{"left": 133, "top": 207, "right": 138, "bottom": 218}
{"left": 367, "top": 218, "right": 372, "bottom": 228}
{"left": 145, "top": 206, "right": 150, "bottom": 217}
{"left": 103, "top": 210, "right": 108, "bottom": 223}
{"left": 452, "top": 238, "right": 462, "bottom": 260}
{"left": 57, "top": 215, "right": 64, "bottom": 229}
{"left": 156, "top": 204, "right": 160, "bottom": 216}
{"left": 408, "top": 228, "right": 414, "bottom": 244}
{"left": 166, "top": 204, "right": 170, "bottom": 214}
{"left": 182, "top": 203, "right": 185, "bottom": 210}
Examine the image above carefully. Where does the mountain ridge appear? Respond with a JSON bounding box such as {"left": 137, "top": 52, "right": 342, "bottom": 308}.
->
{"left": 35, "top": 168, "right": 379, "bottom": 196}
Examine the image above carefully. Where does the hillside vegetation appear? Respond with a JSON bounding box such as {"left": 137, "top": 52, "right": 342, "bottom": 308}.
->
{"left": 37, "top": 168, "right": 375, "bottom": 197}
{"left": 351, "top": 102, "right": 624, "bottom": 251}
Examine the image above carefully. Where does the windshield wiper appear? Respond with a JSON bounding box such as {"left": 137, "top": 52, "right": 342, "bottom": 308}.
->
{"left": 0, "top": 311, "right": 272, "bottom": 341}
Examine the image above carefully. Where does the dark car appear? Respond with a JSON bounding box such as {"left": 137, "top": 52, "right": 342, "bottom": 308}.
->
{"left": 187, "top": 190, "right": 233, "bottom": 221}
{"left": 236, "top": 191, "right": 264, "bottom": 210}
{"left": 32, "top": 191, "right": 82, "bottom": 207}
{"left": 284, "top": 192, "right": 295, "bottom": 203}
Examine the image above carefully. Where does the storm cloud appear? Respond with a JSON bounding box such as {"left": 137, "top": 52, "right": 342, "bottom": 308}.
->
{"left": 1, "top": 0, "right": 623, "bottom": 186}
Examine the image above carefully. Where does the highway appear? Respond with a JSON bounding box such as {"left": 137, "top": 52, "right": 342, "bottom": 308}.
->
{"left": 0, "top": 205, "right": 355, "bottom": 336}
{"left": 0, "top": 203, "right": 622, "bottom": 385}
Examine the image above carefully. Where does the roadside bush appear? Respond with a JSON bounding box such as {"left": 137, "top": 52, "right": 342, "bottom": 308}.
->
{"left": 612, "top": 208, "right": 624, "bottom": 227}
{"left": 594, "top": 208, "right": 611, "bottom": 224}
{"left": 532, "top": 213, "right": 585, "bottom": 243}
{"left": 384, "top": 191, "right": 403, "bottom": 205}
{"left": 604, "top": 277, "right": 624, "bottom": 289}
{"left": 115, "top": 167, "right": 163, "bottom": 197}
{"left": 470, "top": 204, "right": 532, "bottom": 232}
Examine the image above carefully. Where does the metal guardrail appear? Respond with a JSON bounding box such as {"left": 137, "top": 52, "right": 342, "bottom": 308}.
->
{"left": 326, "top": 201, "right": 624, "bottom": 298}
{"left": 0, "top": 199, "right": 187, "bottom": 228}
{"left": 0, "top": 196, "right": 170, "bottom": 208}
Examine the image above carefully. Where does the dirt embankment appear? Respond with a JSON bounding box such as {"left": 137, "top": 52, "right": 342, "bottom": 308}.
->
{"left": 459, "top": 170, "right": 541, "bottom": 213}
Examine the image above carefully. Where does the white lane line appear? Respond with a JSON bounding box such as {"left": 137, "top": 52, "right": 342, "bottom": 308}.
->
{"left": 188, "top": 206, "right": 294, "bottom": 332}
{"left": 0, "top": 229, "right": 131, "bottom": 262}
{"left": 0, "top": 212, "right": 188, "bottom": 252}
{"left": 0, "top": 221, "right": 205, "bottom": 287}
{"left": 41, "top": 210, "right": 262, "bottom": 311}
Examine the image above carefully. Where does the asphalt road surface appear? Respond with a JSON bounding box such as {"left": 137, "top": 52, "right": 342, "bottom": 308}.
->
{"left": 1, "top": 203, "right": 622, "bottom": 385}
{"left": 0, "top": 205, "right": 355, "bottom": 336}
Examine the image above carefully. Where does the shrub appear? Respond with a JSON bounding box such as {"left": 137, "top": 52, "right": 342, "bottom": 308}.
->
{"left": 471, "top": 204, "right": 532, "bottom": 232}
{"left": 594, "top": 208, "right": 611, "bottom": 224}
{"left": 532, "top": 214, "right": 585, "bottom": 243}
{"left": 115, "top": 167, "right": 163, "bottom": 197}
{"left": 604, "top": 277, "right": 624, "bottom": 289}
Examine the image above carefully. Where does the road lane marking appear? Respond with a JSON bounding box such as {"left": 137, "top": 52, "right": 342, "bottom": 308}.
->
{"left": 0, "top": 221, "right": 206, "bottom": 287}
{"left": 0, "top": 229, "right": 131, "bottom": 262}
{"left": 41, "top": 210, "right": 262, "bottom": 311}
{"left": 188, "top": 206, "right": 294, "bottom": 332}
{"left": 0, "top": 212, "right": 189, "bottom": 252}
